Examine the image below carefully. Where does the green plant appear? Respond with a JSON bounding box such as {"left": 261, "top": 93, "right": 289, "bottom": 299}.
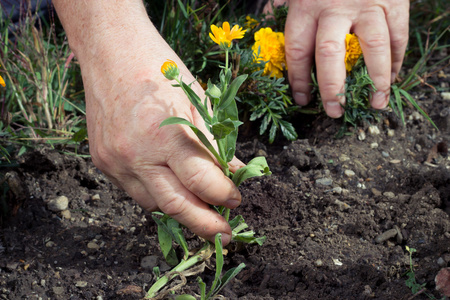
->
{"left": 0, "top": 4, "right": 86, "bottom": 155}
{"left": 404, "top": 246, "right": 443, "bottom": 299}
{"left": 146, "top": 22, "right": 271, "bottom": 299}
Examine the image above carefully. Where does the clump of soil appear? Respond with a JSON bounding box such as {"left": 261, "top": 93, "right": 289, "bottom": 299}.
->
{"left": 1, "top": 73, "right": 449, "bottom": 299}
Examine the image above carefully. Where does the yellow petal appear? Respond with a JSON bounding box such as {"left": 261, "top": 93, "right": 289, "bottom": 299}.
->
{"left": 0, "top": 75, "right": 5, "bottom": 87}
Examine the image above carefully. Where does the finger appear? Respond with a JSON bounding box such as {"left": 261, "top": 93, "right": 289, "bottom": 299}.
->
{"left": 167, "top": 132, "right": 242, "bottom": 209}
{"left": 263, "top": 0, "right": 289, "bottom": 14}
{"left": 386, "top": 1, "right": 410, "bottom": 82}
{"left": 354, "top": 6, "right": 391, "bottom": 109}
{"left": 284, "top": 1, "right": 317, "bottom": 106}
{"left": 315, "top": 15, "right": 352, "bottom": 118}
{"left": 120, "top": 176, "right": 159, "bottom": 211}
{"left": 229, "top": 156, "right": 245, "bottom": 173}
{"left": 142, "top": 166, "right": 232, "bottom": 245}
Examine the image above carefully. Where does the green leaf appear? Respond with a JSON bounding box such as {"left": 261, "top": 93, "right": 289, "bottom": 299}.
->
{"left": 71, "top": 127, "right": 87, "bottom": 143}
{"left": 211, "top": 119, "right": 243, "bottom": 140}
{"left": 174, "top": 295, "right": 197, "bottom": 300}
{"left": 232, "top": 156, "right": 271, "bottom": 187}
{"left": 212, "top": 263, "right": 246, "bottom": 297}
{"left": 171, "top": 226, "right": 189, "bottom": 260}
{"left": 233, "top": 231, "right": 266, "bottom": 245}
{"left": 179, "top": 80, "right": 211, "bottom": 124}
{"left": 206, "top": 233, "right": 224, "bottom": 298}
{"left": 152, "top": 215, "right": 179, "bottom": 266}
{"left": 399, "top": 88, "right": 438, "bottom": 130}
{"left": 268, "top": 122, "right": 277, "bottom": 143}
{"left": 218, "top": 74, "right": 247, "bottom": 111}
{"left": 279, "top": 119, "right": 297, "bottom": 141}
{"left": 160, "top": 117, "right": 227, "bottom": 169}
{"left": 197, "top": 277, "right": 207, "bottom": 299}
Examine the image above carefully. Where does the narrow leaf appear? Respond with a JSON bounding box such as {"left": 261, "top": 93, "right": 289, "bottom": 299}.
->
{"left": 232, "top": 156, "right": 271, "bottom": 187}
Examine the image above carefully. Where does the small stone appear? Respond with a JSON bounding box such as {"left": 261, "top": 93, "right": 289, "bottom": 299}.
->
{"left": 315, "top": 259, "right": 323, "bottom": 267}
{"left": 435, "top": 268, "right": 450, "bottom": 297}
{"left": 339, "top": 154, "right": 350, "bottom": 162}
{"left": 60, "top": 210, "right": 71, "bottom": 219}
{"left": 381, "top": 151, "right": 390, "bottom": 158}
{"left": 442, "top": 92, "right": 450, "bottom": 101}
{"left": 6, "top": 262, "right": 19, "bottom": 271}
{"left": 45, "top": 241, "right": 56, "bottom": 248}
{"left": 390, "top": 159, "right": 401, "bottom": 164}
{"left": 47, "top": 196, "right": 69, "bottom": 212}
{"left": 344, "top": 169, "right": 356, "bottom": 177}
{"left": 335, "top": 199, "right": 351, "bottom": 211}
{"left": 438, "top": 257, "right": 446, "bottom": 266}
{"left": 387, "top": 129, "right": 395, "bottom": 137}
{"left": 52, "top": 287, "right": 64, "bottom": 295}
{"left": 371, "top": 188, "right": 382, "bottom": 197}
{"left": 370, "top": 142, "right": 379, "bottom": 149}
{"left": 40, "top": 279, "right": 46, "bottom": 287}
{"left": 255, "top": 149, "right": 268, "bottom": 157}
{"left": 362, "top": 285, "right": 373, "bottom": 296}
{"left": 75, "top": 281, "right": 88, "bottom": 288}
{"left": 91, "top": 194, "right": 101, "bottom": 201}
{"left": 415, "top": 144, "right": 422, "bottom": 152}
{"left": 332, "top": 187, "right": 342, "bottom": 194}
{"left": 140, "top": 255, "right": 159, "bottom": 269}
{"left": 358, "top": 130, "right": 366, "bottom": 141}
{"left": 316, "top": 178, "right": 333, "bottom": 186}
{"left": 368, "top": 125, "right": 380, "bottom": 135}
{"left": 383, "top": 192, "right": 396, "bottom": 199}
{"left": 87, "top": 242, "right": 100, "bottom": 250}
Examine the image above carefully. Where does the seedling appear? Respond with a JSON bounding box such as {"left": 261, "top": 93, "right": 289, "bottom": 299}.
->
{"left": 147, "top": 22, "right": 271, "bottom": 299}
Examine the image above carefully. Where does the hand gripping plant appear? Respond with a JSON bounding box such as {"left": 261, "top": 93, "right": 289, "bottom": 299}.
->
{"left": 146, "top": 22, "right": 271, "bottom": 299}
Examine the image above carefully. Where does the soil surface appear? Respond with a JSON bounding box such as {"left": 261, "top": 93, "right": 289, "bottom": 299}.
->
{"left": 1, "top": 64, "right": 449, "bottom": 299}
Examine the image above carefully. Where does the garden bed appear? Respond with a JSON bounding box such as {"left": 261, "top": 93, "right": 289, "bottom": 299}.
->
{"left": 0, "top": 73, "right": 449, "bottom": 299}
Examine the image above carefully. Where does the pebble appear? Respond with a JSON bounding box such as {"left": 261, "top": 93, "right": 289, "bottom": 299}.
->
{"left": 438, "top": 257, "right": 446, "bottom": 266}
{"left": 383, "top": 192, "right": 396, "bottom": 199}
{"left": 140, "top": 255, "right": 159, "bottom": 269}
{"left": 47, "top": 196, "right": 69, "bottom": 212}
{"left": 358, "top": 130, "right": 366, "bottom": 141}
{"left": 335, "top": 199, "right": 351, "bottom": 211}
{"left": 315, "top": 259, "right": 323, "bottom": 267}
{"left": 40, "top": 279, "right": 46, "bottom": 287}
{"left": 316, "top": 178, "right": 333, "bottom": 186}
{"left": 339, "top": 154, "right": 350, "bottom": 162}
{"left": 52, "top": 287, "right": 64, "bottom": 295}
{"left": 60, "top": 210, "right": 71, "bottom": 219}
{"left": 368, "top": 125, "right": 380, "bottom": 135}
{"left": 45, "top": 241, "right": 56, "bottom": 248}
{"left": 87, "top": 241, "right": 100, "bottom": 250}
{"left": 370, "top": 142, "right": 379, "bottom": 149}
{"left": 371, "top": 188, "right": 382, "bottom": 197}
{"left": 375, "top": 229, "right": 398, "bottom": 244}
{"left": 255, "top": 149, "right": 268, "bottom": 157}
{"left": 332, "top": 187, "right": 342, "bottom": 194}
{"left": 387, "top": 129, "right": 395, "bottom": 137}
{"left": 75, "top": 281, "right": 88, "bottom": 288}
{"left": 344, "top": 170, "right": 356, "bottom": 177}
{"left": 390, "top": 159, "right": 401, "bottom": 164}
{"left": 441, "top": 92, "right": 450, "bottom": 100}
{"left": 381, "top": 151, "right": 390, "bottom": 158}
{"left": 91, "top": 194, "right": 101, "bottom": 201}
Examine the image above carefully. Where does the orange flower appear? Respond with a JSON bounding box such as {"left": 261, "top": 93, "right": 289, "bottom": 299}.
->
{"left": 345, "top": 33, "right": 363, "bottom": 72}
{"left": 209, "top": 22, "right": 246, "bottom": 49}
{"left": 252, "top": 27, "right": 286, "bottom": 78}
{"left": 0, "top": 64, "right": 5, "bottom": 87}
{"left": 161, "top": 59, "right": 179, "bottom": 80}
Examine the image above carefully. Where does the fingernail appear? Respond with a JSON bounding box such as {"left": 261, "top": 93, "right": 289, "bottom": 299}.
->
{"left": 294, "top": 92, "right": 309, "bottom": 106}
{"left": 391, "top": 72, "right": 396, "bottom": 84}
{"left": 226, "top": 199, "right": 241, "bottom": 209}
{"left": 221, "top": 233, "right": 231, "bottom": 245}
{"left": 324, "top": 102, "right": 343, "bottom": 118}
{"left": 372, "top": 91, "right": 388, "bottom": 109}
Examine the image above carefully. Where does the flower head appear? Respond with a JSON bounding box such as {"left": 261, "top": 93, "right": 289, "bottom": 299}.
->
{"left": 0, "top": 64, "right": 5, "bottom": 87}
{"left": 345, "top": 33, "right": 363, "bottom": 72}
{"left": 161, "top": 59, "right": 179, "bottom": 80}
{"left": 252, "top": 27, "right": 286, "bottom": 78}
{"left": 209, "top": 22, "right": 246, "bottom": 50}
{"left": 244, "top": 16, "right": 259, "bottom": 30}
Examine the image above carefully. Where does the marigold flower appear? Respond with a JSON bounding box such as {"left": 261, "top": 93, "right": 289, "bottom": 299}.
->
{"left": 209, "top": 22, "right": 246, "bottom": 49}
{"left": 252, "top": 27, "right": 286, "bottom": 78}
{"left": 244, "top": 16, "right": 259, "bottom": 30}
{"left": 345, "top": 33, "right": 362, "bottom": 72}
{"left": 161, "top": 59, "right": 179, "bottom": 80}
{"left": 0, "top": 64, "right": 5, "bottom": 87}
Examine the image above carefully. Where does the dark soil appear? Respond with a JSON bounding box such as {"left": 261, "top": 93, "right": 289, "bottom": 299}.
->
{"left": 1, "top": 68, "right": 449, "bottom": 299}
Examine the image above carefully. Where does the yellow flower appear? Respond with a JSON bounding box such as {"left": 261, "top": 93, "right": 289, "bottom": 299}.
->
{"left": 161, "top": 59, "right": 179, "bottom": 80}
{"left": 209, "top": 22, "right": 246, "bottom": 49}
{"left": 0, "top": 64, "right": 5, "bottom": 87}
{"left": 252, "top": 27, "right": 286, "bottom": 78}
{"left": 244, "top": 16, "right": 259, "bottom": 30}
{"left": 345, "top": 33, "right": 363, "bottom": 72}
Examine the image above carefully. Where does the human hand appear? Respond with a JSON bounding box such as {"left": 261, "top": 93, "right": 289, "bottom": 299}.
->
{"left": 53, "top": 0, "right": 244, "bottom": 245}
{"left": 264, "top": 0, "right": 409, "bottom": 118}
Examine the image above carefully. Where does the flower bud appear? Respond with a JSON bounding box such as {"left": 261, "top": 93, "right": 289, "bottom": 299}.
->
{"left": 161, "top": 59, "right": 179, "bottom": 80}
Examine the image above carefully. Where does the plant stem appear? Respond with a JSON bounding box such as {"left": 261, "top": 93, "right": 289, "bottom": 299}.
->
{"left": 146, "top": 243, "right": 213, "bottom": 298}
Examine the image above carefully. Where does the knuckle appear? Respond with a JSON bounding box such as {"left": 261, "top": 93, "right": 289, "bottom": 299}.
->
{"left": 316, "top": 40, "right": 343, "bottom": 58}
{"left": 364, "top": 33, "right": 389, "bottom": 51}
{"left": 160, "top": 195, "right": 188, "bottom": 217}
{"left": 184, "top": 166, "right": 210, "bottom": 196}
{"left": 285, "top": 43, "right": 309, "bottom": 62}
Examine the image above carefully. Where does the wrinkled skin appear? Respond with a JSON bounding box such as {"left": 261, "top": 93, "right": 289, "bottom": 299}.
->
{"left": 53, "top": 0, "right": 244, "bottom": 245}
{"left": 264, "top": 0, "right": 410, "bottom": 117}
